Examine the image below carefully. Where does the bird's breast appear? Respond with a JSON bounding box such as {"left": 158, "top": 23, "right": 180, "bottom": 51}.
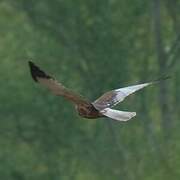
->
{"left": 76, "top": 104, "right": 103, "bottom": 119}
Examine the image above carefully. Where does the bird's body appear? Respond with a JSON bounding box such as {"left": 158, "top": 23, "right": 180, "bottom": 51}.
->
{"left": 76, "top": 103, "right": 104, "bottom": 119}
{"left": 28, "top": 61, "right": 169, "bottom": 122}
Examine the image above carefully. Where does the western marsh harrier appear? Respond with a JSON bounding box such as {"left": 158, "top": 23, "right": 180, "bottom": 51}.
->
{"left": 29, "top": 61, "right": 168, "bottom": 122}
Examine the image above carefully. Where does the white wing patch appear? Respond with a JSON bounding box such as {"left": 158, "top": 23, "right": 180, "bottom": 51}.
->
{"left": 114, "top": 82, "right": 151, "bottom": 103}
{"left": 93, "top": 82, "right": 152, "bottom": 111}
{"left": 101, "top": 108, "right": 136, "bottom": 121}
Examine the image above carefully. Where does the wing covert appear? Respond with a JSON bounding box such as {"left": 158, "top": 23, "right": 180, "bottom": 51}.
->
{"left": 29, "top": 61, "right": 90, "bottom": 106}
{"left": 93, "top": 82, "right": 152, "bottom": 110}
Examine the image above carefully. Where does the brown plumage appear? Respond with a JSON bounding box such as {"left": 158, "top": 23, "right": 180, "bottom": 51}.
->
{"left": 29, "top": 61, "right": 103, "bottom": 119}
{"left": 28, "top": 61, "right": 169, "bottom": 122}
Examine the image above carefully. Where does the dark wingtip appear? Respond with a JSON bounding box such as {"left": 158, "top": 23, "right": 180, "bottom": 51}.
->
{"left": 28, "top": 61, "right": 52, "bottom": 82}
{"left": 153, "top": 75, "right": 172, "bottom": 84}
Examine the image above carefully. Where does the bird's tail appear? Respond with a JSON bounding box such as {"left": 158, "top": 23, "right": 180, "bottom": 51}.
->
{"left": 101, "top": 108, "right": 136, "bottom": 122}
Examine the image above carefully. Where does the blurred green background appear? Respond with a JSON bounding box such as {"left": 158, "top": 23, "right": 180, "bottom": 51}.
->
{"left": 0, "top": 0, "right": 179, "bottom": 179}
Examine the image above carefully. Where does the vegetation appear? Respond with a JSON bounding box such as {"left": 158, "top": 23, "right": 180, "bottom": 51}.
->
{"left": 0, "top": 0, "right": 179, "bottom": 179}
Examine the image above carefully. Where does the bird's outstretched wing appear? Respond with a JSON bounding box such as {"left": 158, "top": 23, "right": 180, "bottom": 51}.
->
{"left": 28, "top": 61, "right": 90, "bottom": 106}
{"left": 100, "top": 108, "right": 136, "bottom": 121}
{"left": 93, "top": 78, "right": 170, "bottom": 111}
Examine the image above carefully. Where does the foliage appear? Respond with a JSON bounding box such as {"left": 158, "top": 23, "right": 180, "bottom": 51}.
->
{"left": 0, "top": 0, "right": 179, "bottom": 179}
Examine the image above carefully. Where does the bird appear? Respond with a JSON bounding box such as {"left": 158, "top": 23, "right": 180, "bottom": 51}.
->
{"left": 28, "top": 61, "right": 169, "bottom": 122}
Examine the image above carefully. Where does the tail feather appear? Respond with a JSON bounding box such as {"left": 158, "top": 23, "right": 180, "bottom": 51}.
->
{"left": 101, "top": 108, "right": 136, "bottom": 121}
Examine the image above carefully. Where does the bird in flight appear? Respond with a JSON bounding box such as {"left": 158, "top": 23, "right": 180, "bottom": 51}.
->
{"left": 29, "top": 61, "right": 168, "bottom": 122}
